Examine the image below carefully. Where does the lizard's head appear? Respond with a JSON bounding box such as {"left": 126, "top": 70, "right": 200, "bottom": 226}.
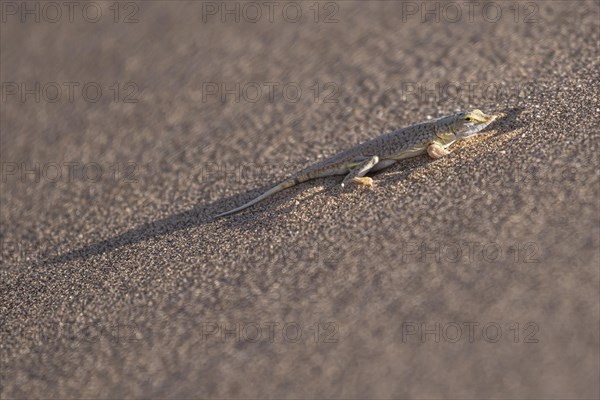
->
{"left": 452, "top": 109, "right": 497, "bottom": 139}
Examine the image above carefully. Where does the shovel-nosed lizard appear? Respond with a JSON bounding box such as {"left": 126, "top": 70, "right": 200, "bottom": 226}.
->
{"left": 214, "top": 109, "right": 497, "bottom": 218}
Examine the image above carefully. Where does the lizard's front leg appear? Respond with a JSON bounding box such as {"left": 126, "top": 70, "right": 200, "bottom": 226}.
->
{"left": 427, "top": 143, "right": 450, "bottom": 159}
{"left": 341, "top": 155, "right": 379, "bottom": 187}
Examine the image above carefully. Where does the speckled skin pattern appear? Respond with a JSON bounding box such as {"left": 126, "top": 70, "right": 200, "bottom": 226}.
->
{"left": 216, "top": 110, "right": 495, "bottom": 217}
{"left": 302, "top": 114, "right": 461, "bottom": 177}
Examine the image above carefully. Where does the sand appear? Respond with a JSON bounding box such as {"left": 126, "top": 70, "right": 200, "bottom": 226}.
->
{"left": 1, "top": 1, "right": 599, "bottom": 398}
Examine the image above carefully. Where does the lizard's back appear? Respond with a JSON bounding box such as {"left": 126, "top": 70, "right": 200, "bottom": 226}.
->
{"left": 299, "top": 119, "right": 442, "bottom": 177}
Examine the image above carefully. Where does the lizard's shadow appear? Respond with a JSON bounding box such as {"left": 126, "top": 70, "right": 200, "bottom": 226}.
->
{"left": 34, "top": 107, "right": 523, "bottom": 267}
{"left": 34, "top": 187, "right": 286, "bottom": 267}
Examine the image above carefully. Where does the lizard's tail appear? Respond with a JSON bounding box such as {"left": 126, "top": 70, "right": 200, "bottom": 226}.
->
{"left": 213, "top": 177, "right": 301, "bottom": 218}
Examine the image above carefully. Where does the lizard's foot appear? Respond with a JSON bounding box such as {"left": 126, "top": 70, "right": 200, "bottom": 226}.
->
{"left": 351, "top": 176, "right": 374, "bottom": 187}
{"left": 427, "top": 143, "right": 450, "bottom": 159}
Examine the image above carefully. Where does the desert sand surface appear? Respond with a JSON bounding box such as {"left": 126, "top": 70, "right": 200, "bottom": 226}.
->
{"left": 1, "top": 1, "right": 599, "bottom": 398}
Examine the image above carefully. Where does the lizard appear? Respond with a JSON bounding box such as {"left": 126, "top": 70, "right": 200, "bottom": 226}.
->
{"left": 214, "top": 109, "right": 497, "bottom": 218}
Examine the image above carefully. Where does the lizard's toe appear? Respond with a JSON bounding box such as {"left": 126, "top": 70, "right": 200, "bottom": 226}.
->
{"left": 351, "top": 176, "right": 374, "bottom": 187}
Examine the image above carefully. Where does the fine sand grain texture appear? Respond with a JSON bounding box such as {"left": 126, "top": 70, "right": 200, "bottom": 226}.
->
{"left": 1, "top": 1, "right": 599, "bottom": 398}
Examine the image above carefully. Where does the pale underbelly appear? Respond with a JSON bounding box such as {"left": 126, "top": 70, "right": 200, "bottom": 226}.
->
{"left": 371, "top": 159, "right": 397, "bottom": 172}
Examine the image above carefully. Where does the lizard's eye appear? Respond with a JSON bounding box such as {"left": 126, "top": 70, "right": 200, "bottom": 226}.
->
{"left": 465, "top": 117, "right": 472, "bottom": 122}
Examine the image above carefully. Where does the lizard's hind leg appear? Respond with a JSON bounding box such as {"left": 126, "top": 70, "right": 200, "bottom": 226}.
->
{"left": 341, "top": 155, "right": 379, "bottom": 187}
